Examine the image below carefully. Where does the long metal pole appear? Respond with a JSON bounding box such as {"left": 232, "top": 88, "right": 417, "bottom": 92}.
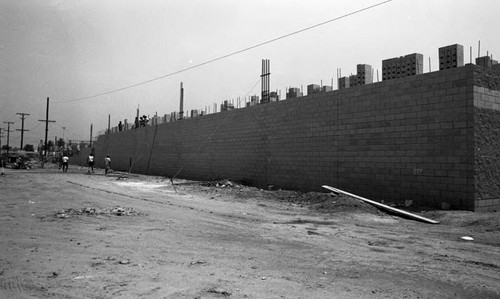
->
{"left": 322, "top": 185, "right": 440, "bottom": 224}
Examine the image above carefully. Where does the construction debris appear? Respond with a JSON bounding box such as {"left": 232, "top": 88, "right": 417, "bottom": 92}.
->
{"left": 54, "top": 206, "right": 141, "bottom": 218}
{"left": 201, "top": 179, "right": 240, "bottom": 189}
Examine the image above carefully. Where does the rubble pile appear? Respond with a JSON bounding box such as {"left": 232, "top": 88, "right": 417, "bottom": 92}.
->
{"left": 201, "top": 179, "right": 242, "bottom": 189}
{"left": 55, "top": 206, "right": 141, "bottom": 218}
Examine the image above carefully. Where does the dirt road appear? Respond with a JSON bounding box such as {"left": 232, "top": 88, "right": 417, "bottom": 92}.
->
{"left": 1, "top": 165, "right": 499, "bottom": 298}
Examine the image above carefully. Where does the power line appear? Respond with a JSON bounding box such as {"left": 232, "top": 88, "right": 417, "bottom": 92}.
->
{"left": 54, "top": 0, "right": 392, "bottom": 104}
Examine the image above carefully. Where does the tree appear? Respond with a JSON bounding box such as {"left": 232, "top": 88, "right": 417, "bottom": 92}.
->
{"left": 23, "top": 144, "right": 34, "bottom": 152}
{"left": 1, "top": 145, "right": 11, "bottom": 151}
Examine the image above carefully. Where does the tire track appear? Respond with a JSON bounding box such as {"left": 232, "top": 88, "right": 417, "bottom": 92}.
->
{"left": 0, "top": 279, "right": 48, "bottom": 298}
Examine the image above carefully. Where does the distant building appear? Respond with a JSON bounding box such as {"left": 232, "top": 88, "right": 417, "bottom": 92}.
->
{"left": 338, "top": 64, "right": 372, "bottom": 88}
{"left": 382, "top": 53, "right": 423, "bottom": 80}
{"left": 190, "top": 109, "right": 199, "bottom": 117}
{"left": 476, "top": 55, "right": 499, "bottom": 68}
{"left": 354, "top": 64, "right": 373, "bottom": 86}
{"left": 269, "top": 91, "right": 280, "bottom": 102}
{"left": 246, "top": 95, "right": 260, "bottom": 107}
{"left": 221, "top": 100, "right": 234, "bottom": 111}
{"left": 439, "top": 44, "right": 464, "bottom": 70}
{"left": 338, "top": 76, "right": 350, "bottom": 90}
{"left": 321, "top": 85, "right": 332, "bottom": 92}
{"left": 286, "top": 87, "right": 303, "bottom": 99}
{"left": 348, "top": 74, "right": 358, "bottom": 86}
{"left": 307, "top": 84, "right": 321, "bottom": 95}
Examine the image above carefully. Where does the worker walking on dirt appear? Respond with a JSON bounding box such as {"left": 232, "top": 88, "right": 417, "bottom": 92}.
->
{"left": 61, "top": 154, "right": 69, "bottom": 173}
{"left": 104, "top": 154, "right": 111, "bottom": 175}
{"left": 87, "top": 153, "right": 95, "bottom": 174}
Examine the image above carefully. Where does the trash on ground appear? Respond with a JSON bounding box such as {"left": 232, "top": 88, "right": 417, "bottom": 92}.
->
{"left": 201, "top": 179, "right": 241, "bottom": 189}
{"left": 189, "top": 260, "right": 207, "bottom": 266}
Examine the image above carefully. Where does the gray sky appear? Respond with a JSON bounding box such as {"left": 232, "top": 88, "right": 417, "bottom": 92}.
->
{"left": 1, "top": 0, "right": 499, "bottom": 148}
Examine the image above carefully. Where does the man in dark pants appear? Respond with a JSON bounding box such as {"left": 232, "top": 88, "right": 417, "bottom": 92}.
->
{"left": 62, "top": 154, "right": 69, "bottom": 173}
{"left": 104, "top": 154, "right": 111, "bottom": 175}
{"left": 87, "top": 153, "right": 95, "bottom": 174}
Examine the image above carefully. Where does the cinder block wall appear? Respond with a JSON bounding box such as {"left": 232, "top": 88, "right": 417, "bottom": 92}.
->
{"left": 84, "top": 64, "right": 500, "bottom": 211}
{"left": 473, "top": 78, "right": 500, "bottom": 212}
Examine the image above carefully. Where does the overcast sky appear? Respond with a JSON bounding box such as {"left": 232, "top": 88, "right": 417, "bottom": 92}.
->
{"left": 1, "top": 0, "right": 499, "bottom": 148}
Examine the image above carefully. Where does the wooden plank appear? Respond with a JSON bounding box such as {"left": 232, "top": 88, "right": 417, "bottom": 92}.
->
{"left": 322, "top": 185, "right": 440, "bottom": 224}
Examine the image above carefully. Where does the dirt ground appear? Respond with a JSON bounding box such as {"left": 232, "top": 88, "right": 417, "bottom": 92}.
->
{"left": 0, "top": 164, "right": 499, "bottom": 299}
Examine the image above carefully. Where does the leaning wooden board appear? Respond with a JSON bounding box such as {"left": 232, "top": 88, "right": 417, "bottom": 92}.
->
{"left": 322, "top": 185, "right": 440, "bottom": 224}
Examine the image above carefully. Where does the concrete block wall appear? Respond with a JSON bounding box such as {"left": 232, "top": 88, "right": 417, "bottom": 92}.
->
{"left": 82, "top": 65, "right": 500, "bottom": 211}
{"left": 473, "top": 82, "right": 500, "bottom": 212}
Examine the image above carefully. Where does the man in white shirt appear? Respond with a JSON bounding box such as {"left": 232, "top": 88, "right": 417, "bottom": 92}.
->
{"left": 104, "top": 155, "right": 111, "bottom": 175}
{"left": 87, "top": 153, "right": 94, "bottom": 174}
{"left": 62, "top": 155, "right": 69, "bottom": 173}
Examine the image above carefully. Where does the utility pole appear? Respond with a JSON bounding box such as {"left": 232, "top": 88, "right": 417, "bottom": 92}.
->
{"left": 0, "top": 128, "right": 4, "bottom": 153}
{"left": 3, "top": 121, "right": 14, "bottom": 155}
{"left": 0, "top": 128, "right": 3, "bottom": 175}
{"left": 62, "top": 127, "right": 66, "bottom": 150}
{"left": 16, "top": 112, "right": 30, "bottom": 150}
{"left": 89, "top": 124, "right": 93, "bottom": 148}
{"left": 38, "top": 97, "right": 56, "bottom": 159}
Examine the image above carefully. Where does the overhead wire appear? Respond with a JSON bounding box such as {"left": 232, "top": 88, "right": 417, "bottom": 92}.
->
{"left": 46, "top": 0, "right": 392, "bottom": 182}
{"left": 53, "top": 0, "right": 392, "bottom": 104}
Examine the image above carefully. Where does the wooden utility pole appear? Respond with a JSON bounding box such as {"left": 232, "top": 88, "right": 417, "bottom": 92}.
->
{"left": 16, "top": 112, "right": 30, "bottom": 150}
{"left": 38, "top": 97, "right": 55, "bottom": 159}
{"left": 3, "top": 121, "right": 14, "bottom": 155}
{"left": 0, "top": 128, "right": 4, "bottom": 175}
{"left": 90, "top": 124, "right": 93, "bottom": 148}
